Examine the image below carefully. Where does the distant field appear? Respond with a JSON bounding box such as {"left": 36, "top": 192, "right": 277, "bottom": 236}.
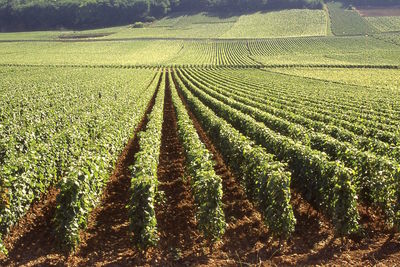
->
{"left": 268, "top": 67, "right": 400, "bottom": 90}
{"left": 0, "top": 10, "right": 328, "bottom": 41}
{"left": 1, "top": 35, "right": 399, "bottom": 67}
{"left": 109, "top": 13, "right": 238, "bottom": 39}
{"left": 0, "top": 41, "right": 182, "bottom": 65}
{"left": 374, "top": 32, "right": 400, "bottom": 45}
{"left": 220, "top": 10, "right": 328, "bottom": 38}
{"left": 249, "top": 36, "right": 400, "bottom": 65}
{"left": 365, "top": 17, "right": 400, "bottom": 32}
{"left": 327, "top": 2, "right": 377, "bottom": 35}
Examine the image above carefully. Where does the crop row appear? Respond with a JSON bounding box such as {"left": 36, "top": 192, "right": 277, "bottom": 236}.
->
{"left": 0, "top": 67, "right": 160, "bottom": 252}
{"left": 172, "top": 41, "right": 256, "bottom": 66}
{"left": 168, "top": 71, "right": 226, "bottom": 241}
{"left": 196, "top": 69, "right": 400, "bottom": 143}
{"left": 171, "top": 71, "right": 296, "bottom": 239}
{"left": 54, "top": 70, "right": 163, "bottom": 249}
{"left": 191, "top": 68, "right": 400, "bottom": 161}
{"left": 174, "top": 68, "right": 359, "bottom": 236}
{"left": 129, "top": 71, "right": 165, "bottom": 249}
{"left": 179, "top": 67, "right": 400, "bottom": 226}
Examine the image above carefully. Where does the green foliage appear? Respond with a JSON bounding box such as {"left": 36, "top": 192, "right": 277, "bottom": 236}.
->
{"left": 133, "top": 22, "right": 145, "bottom": 28}
{"left": 50, "top": 68, "right": 159, "bottom": 250}
{"left": 191, "top": 67, "right": 400, "bottom": 229}
{"left": 183, "top": 67, "right": 400, "bottom": 226}
{"left": 0, "top": 66, "right": 158, "bottom": 251}
{"left": 172, "top": 70, "right": 296, "bottom": 239}
{"left": 128, "top": 71, "right": 165, "bottom": 249}
{"left": 221, "top": 9, "right": 328, "bottom": 38}
{"left": 169, "top": 71, "right": 226, "bottom": 241}
{"left": 176, "top": 68, "right": 360, "bottom": 235}
{"left": 54, "top": 152, "right": 111, "bottom": 249}
{"left": 365, "top": 17, "right": 400, "bottom": 33}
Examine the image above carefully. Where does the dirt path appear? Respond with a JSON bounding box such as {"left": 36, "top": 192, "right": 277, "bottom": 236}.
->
{"left": 148, "top": 73, "right": 205, "bottom": 265}
{"left": 0, "top": 187, "right": 66, "bottom": 266}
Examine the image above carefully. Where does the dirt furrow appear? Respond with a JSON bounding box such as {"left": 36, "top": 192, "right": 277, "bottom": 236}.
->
{"left": 148, "top": 72, "right": 206, "bottom": 265}
{"left": 0, "top": 187, "right": 65, "bottom": 266}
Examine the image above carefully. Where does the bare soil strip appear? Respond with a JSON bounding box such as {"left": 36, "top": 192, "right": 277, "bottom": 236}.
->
{"left": 0, "top": 187, "right": 64, "bottom": 266}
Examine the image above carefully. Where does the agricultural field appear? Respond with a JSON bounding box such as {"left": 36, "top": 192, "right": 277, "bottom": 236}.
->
{"left": 0, "top": 41, "right": 183, "bottom": 66}
{"left": 270, "top": 67, "right": 400, "bottom": 90}
{"left": 1, "top": 35, "right": 400, "bottom": 67}
{"left": 327, "top": 2, "right": 378, "bottom": 35}
{"left": 220, "top": 10, "right": 328, "bottom": 38}
{"left": 1, "top": 2, "right": 400, "bottom": 266}
{"left": 374, "top": 32, "right": 400, "bottom": 46}
{"left": 109, "top": 13, "right": 239, "bottom": 39}
{"left": 248, "top": 35, "right": 400, "bottom": 65}
{"left": 365, "top": 16, "right": 400, "bottom": 32}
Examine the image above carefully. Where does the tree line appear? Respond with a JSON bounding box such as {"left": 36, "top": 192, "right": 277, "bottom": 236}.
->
{"left": 0, "top": 0, "right": 323, "bottom": 31}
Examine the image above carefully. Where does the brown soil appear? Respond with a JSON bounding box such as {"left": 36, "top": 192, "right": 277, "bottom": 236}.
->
{"left": 356, "top": 6, "right": 400, "bottom": 17}
{"left": 0, "top": 187, "right": 66, "bottom": 266}
{"left": 146, "top": 73, "right": 206, "bottom": 265}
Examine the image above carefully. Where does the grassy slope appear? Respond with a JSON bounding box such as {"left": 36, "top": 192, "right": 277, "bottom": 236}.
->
{"left": 327, "top": 2, "right": 378, "bottom": 36}
{"left": 221, "top": 10, "right": 328, "bottom": 38}
{"left": 0, "top": 10, "right": 327, "bottom": 40}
